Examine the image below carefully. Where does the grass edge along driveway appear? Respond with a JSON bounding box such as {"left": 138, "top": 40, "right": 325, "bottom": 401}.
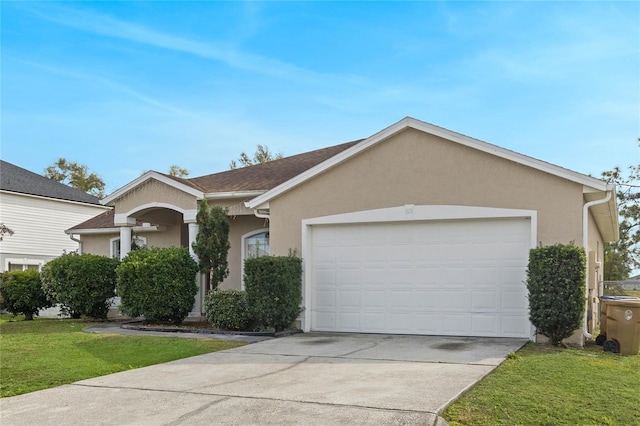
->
{"left": 0, "top": 316, "right": 245, "bottom": 398}
{"left": 443, "top": 342, "right": 640, "bottom": 426}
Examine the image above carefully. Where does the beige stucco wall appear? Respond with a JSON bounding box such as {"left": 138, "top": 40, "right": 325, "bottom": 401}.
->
{"left": 80, "top": 233, "right": 115, "bottom": 257}
{"left": 114, "top": 178, "right": 198, "bottom": 215}
{"left": 218, "top": 214, "right": 270, "bottom": 291}
{"left": 269, "top": 127, "right": 585, "bottom": 255}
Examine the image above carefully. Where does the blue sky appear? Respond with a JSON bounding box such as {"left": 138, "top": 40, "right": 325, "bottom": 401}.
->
{"left": 1, "top": 1, "right": 639, "bottom": 194}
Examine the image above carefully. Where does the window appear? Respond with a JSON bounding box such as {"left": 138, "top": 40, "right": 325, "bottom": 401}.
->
{"left": 5, "top": 259, "right": 43, "bottom": 272}
{"left": 241, "top": 229, "right": 270, "bottom": 289}
{"left": 110, "top": 236, "right": 147, "bottom": 259}
{"left": 245, "top": 231, "right": 270, "bottom": 259}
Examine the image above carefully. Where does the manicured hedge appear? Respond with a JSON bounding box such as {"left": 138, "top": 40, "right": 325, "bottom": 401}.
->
{"left": 526, "top": 243, "right": 586, "bottom": 345}
{"left": 41, "top": 253, "right": 119, "bottom": 319}
{"left": 204, "top": 289, "right": 251, "bottom": 331}
{"left": 244, "top": 256, "right": 302, "bottom": 332}
{"left": 116, "top": 247, "right": 198, "bottom": 324}
{"left": 0, "top": 270, "right": 51, "bottom": 320}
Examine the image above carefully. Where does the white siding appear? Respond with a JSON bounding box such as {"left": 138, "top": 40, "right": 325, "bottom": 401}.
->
{"left": 0, "top": 192, "right": 108, "bottom": 267}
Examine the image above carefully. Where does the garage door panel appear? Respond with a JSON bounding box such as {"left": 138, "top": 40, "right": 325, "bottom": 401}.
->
{"left": 388, "top": 313, "right": 413, "bottom": 332}
{"left": 471, "top": 314, "right": 499, "bottom": 336}
{"left": 338, "top": 289, "right": 360, "bottom": 308}
{"left": 501, "top": 291, "right": 529, "bottom": 310}
{"left": 310, "top": 218, "right": 531, "bottom": 338}
{"left": 315, "top": 289, "right": 336, "bottom": 308}
{"left": 338, "top": 312, "right": 361, "bottom": 331}
{"left": 472, "top": 291, "right": 499, "bottom": 310}
{"left": 313, "top": 311, "right": 336, "bottom": 329}
{"left": 363, "top": 291, "right": 386, "bottom": 308}
{"left": 387, "top": 290, "right": 414, "bottom": 309}
{"left": 441, "top": 314, "right": 472, "bottom": 334}
{"left": 501, "top": 315, "right": 531, "bottom": 336}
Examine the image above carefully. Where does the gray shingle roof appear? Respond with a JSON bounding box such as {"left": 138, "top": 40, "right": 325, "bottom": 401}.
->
{"left": 0, "top": 160, "right": 102, "bottom": 205}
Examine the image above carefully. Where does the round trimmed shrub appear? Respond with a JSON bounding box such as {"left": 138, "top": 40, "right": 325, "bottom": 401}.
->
{"left": 0, "top": 270, "right": 51, "bottom": 320}
{"left": 116, "top": 247, "right": 198, "bottom": 324}
{"left": 204, "top": 289, "right": 251, "bottom": 331}
{"left": 40, "top": 253, "right": 119, "bottom": 319}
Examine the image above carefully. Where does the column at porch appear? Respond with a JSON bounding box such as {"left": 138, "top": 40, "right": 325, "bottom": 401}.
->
{"left": 119, "top": 227, "right": 132, "bottom": 261}
{"left": 188, "top": 223, "right": 199, "bottom": 261}
{"left": 187, "top": 221, "right": 203, "bottom": 317}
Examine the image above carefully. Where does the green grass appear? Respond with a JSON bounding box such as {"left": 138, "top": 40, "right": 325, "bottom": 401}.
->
{"left": 0, "top": 315, "right": 246, "bottom": 398}
{"left": 443, "top": 343, "right": 640, "bottom": 426}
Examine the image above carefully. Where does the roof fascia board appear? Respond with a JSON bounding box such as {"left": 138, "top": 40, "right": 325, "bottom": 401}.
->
{"left": 66, "top": 224, "right": 165, "bottom": 235}
{"left": 205, "top": 190, "right": 266, "bottom": 200}
{"left": 101, "top": 172, "right": 204, "bottom": 205}
{"left": 247, "top": 117, "right": 613, "bottom": 209}
{"left": 1, "top": 189, "right": 110, "bottom": 209}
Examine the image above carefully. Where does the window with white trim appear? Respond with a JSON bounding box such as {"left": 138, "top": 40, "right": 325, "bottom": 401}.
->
{"left": 110, "top": 236, "right": 147, "bottom": 259}
{"left": 5, "top": 258, "right": 44, "bottom": 272}
{"left": 245, "top": 231, "right": 270, "bottom": 259}
{"left": 241, "top": 229, "right": 270, "bottom": 290}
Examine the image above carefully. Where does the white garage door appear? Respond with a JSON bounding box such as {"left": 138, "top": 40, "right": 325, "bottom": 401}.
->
{"left": 309, "top": 217, "right": 531, "bottom": 338}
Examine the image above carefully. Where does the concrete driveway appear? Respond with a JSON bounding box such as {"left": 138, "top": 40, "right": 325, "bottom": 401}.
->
{"left": 0, "top": 333, "right": 526, "bottom": 425}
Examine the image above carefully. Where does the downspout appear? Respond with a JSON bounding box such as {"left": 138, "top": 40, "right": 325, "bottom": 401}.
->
{"left": 582, "top": 190, "right": 612, "bottom": 339}
{"left": 68, "top": 233, "right": 83, "bottom": 254}
{"left": 254, "top": 209, "right": 270, "bottom": 220}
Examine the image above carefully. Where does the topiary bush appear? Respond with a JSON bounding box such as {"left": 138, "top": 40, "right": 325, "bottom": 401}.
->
{"left": 526, "top": 243, "right": 586, "bottom": 345}
{"left": 41, "top": 253, "right": 119, "bottom": 319}
{"left": 204, "top": 289, "right": 251, "bottom": 331}
{"left": 0, "top": 270, "right": 51, "bottom": 320}
{"left": 244, "top": 255, "right": 302, "bottom": 332}
{"left": 116, "top": 247, "right": 198, "bottom": 324}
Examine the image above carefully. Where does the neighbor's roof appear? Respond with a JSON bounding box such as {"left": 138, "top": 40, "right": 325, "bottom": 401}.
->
{"left": 0, "top": 160, "right": 102, "bottom": 205}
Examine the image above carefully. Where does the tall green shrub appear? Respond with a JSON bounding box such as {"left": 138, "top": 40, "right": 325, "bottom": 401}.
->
{"left": 0, "top": 270, "right": 51, "bottom": 320}
{"left": 116, "top": 247, "right": 198, "bottom": 324}
{"left": 526, "top": 243, "right": 586, "bottom": 345}
{"left": 192, "top": 202, "right": 230, "bottom": 292}
{"left": 244, "top": 255, "right": 302, "bottom": 332}
{"left": 41, "top": 253, "right": 119, "bottom": 319}
{"left": 204, "top": 289, "right": 251, "bottom": 331}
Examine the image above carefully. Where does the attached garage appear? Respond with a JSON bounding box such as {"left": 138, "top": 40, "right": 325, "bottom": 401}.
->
{"left": 303, "top": 206, "right": 536, "bottom": 338}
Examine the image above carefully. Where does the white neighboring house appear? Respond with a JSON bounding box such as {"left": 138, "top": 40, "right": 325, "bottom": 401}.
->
{"left": 0, "top": 160, "right": 110, "bottom": 272}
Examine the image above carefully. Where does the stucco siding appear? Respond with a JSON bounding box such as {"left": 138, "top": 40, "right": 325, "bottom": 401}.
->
{"left": 269, "top": 128, "right": 584, "bottom": 255}
{"left": 114, "top": 178, "right": 198, "bottom": 215}
{"left": 80, "top": 234, "right": 115, "bottom": 257}
{"left": 218, "top": 215, "right": 270, "bottom": 291}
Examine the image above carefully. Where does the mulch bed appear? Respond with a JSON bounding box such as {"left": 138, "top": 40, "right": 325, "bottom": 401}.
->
{"left": 121, "top": 320, "right": 302, "bottom": 337}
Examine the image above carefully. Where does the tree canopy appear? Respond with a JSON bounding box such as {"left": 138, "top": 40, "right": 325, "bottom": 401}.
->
{"left": 229, "top": 145, "right": 283, "bottom": 169}
{"left": 602, "top": 164, "right": 640, "bottom": 280}
{"left": 44, "top": 158, "right": 106, "bottom": 198}
{"left": 168, "top": 165, "right": 189, "bottom": 177}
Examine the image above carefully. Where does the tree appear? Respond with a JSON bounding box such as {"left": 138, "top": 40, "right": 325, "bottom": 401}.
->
{"left": 168, "top": 165, "right": 189, "bottom": 177}
{"left": 601, "top": 164, "right": 640, "bottom": 280}
{"left": 229, "top": 145, "right": 283, "bottom": 169}
{"left": 192, "top": 201, "right": 231, "bottom": 292}
{"left": 44, "top": 158, "right": 106, "bottom": 198}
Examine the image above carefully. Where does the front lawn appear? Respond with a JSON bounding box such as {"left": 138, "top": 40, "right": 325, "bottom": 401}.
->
{"left": 443, "top": 342, "right": 640, "bottom": 426}
{"left": 0, "top": 315, "right": 246, "bottom": 398}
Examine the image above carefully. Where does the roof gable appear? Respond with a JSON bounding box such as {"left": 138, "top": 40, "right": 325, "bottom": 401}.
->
{"left": 0, "top": 160, "right": 101, "bottom": 205}
{"left": 246, "top": 117, "right": 615, "bottom": 209}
